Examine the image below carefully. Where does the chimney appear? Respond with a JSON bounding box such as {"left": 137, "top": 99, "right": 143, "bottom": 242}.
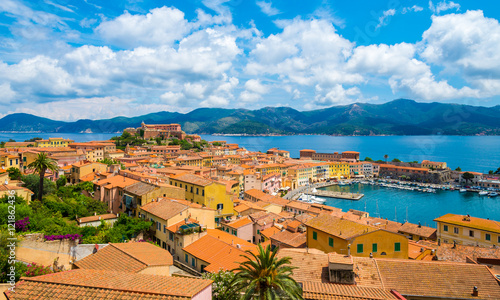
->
{"left": 472, "top": 286, "right": 478, "bottom": 297}
{"left": 94, "top": 212, "right": 97, "bottom": 216}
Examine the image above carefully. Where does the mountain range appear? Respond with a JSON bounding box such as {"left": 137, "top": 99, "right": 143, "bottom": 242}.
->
{"left": 1, "top": 99, "right": 499, "bottom": 136}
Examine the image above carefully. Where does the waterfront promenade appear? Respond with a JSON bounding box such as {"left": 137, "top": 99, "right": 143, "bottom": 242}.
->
{"left": 283, "top": 181, "right": 363, "bottom": 201}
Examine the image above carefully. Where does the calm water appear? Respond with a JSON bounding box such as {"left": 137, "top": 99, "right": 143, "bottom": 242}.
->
{"left": 2, "top": 133, "right": 499, "bottom": 223}
{"left": 319, "top": 184, "right": 500, "bottom": 228}
{"left": 1, "top": 133, "right": 499, "bottom": 172}
{"left": 199, "top": 135, "right": 500, "bottom": 173}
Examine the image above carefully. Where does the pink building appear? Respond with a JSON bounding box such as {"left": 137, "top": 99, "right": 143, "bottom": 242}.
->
{"left": 220, "top": 217, "right": 254, "bottom": 243}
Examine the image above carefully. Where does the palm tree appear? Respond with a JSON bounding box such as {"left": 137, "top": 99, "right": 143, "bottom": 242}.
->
{"left": 27, "top": 153, "right": 58, "bottom": 201}
{"left": 231, "top": 244, "right": 303, "bottom": 300}
{"left": 384, "top": 154, "right": 389, "bottom": 163}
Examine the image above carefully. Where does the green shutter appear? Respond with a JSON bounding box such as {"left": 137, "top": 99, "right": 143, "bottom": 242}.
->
{"left": 357, "top": 244, "right": 363, "bottom": 253}
{"left": 328, "top": 237, "right": 333, "bottom": 247}
{"left": 313, "top": 231, "right": 317, "bottom": 240}
{"left": 395, "top": 242, "right": 401, "bottom": 252}
{"left": 372, "top": 243, "right": 378, "bottom": 253}
{"left": 185, "top": 254, "right": 188, "bottom": 262}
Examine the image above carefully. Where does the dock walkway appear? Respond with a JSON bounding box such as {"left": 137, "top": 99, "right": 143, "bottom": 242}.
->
{"left": 284, "top": 181, "right": 363, "bottom": 201}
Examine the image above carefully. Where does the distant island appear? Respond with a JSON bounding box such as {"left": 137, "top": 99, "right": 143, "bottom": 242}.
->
{"left": 1, "top": 99, "right": 499, "bottom": 136}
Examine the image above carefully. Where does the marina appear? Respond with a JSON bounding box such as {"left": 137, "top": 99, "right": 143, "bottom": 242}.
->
{"left": 319, "top": 182, "right": 500, "bottom": 227}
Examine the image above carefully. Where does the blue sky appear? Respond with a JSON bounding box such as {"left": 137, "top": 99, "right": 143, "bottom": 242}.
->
{"left": 1, "top": 0, "right": 500, "bottom": 120}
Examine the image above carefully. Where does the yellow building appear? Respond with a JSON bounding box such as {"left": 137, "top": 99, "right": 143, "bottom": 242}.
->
{"left": 287, "top": 164, "right": 315, "bottom": 188}
{"left": 328, "top": 161, "right": 350, "bottom": 179}
{"left": 176, "top": 156, "right": 203, "bottom": 167}
{"left": 169, "top": 173, "right": 234, "bottom": 222}
{"left": 0, "top": 152, "right": 20, "bottom": 170}
{"left": 0, "top": 184, "right": 34, "bottom": 203}
{"left": 70, "top": 161, "right": 108, "bottom": 184}
{"left": 434, "top": 213, "right": 500, "bottom": 247}
{"left": 34, "top": 138, "right": 73, "bottom": 148}
{"left": 305, "top": 214, "right": 408, "bottom": 259}
{"left": 421, "top": 160, "right": 447, "bottom": 170}
{"left": 139, "top": 198, "right": 216, "bottom": 256}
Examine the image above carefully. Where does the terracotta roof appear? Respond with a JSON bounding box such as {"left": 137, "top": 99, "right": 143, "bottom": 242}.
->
{"left": 436, "top": 242, "right": 500, "bottom": 263}
{"left": 166, "top": 219, "right": 199, "bottom": 233}
{"left": 5, "top": 269, "right": 211, "bottom": 299}
{"left": 306, "top": 214, "right": 378, "bottom": 240}
{"left": 302, "top": 281, "right": 399, "bottom": 300}
{"left": 183, "top": 235, "right": 248, "bottom": 273}
{"left": 171, "top": 173, "right": 214, "bottom": 186}
{"left": 433, "top": 214, "right": 500, "bottom": 234}
{"left": 245, "top": 189, "right": 289, "bottom": 206}
{"left": 376, "top": 258, "right": 500, "bottom": 299}
{"left": 398, "top": 222, "right": 437, "bottom": 239}
{"left": 123, "top": 181, "right": 157, "bottom": 196}
{"left": 277, "top": 248, "right": 329, "bottom": 283}
{"left": 74, "top": 242, "right": 173, "bottom": 272}
{"left": 260, "top": 226, "right": 281, "bottom": 239}
{"left": 206, "top": 229, "right": 256, "bottom": 252}
{"left": 95, "top": 175, "right": 139, "bottom": 189}
{"left": 139, "top": 198, "right": 189, "bottom": 221}
{"left": 407, "top": 241, "right": 436, "bottom": 260}
{"left": 0, "top": 184, "right": 34, "bottom": 194}
{"left": 226, "top": 217, "right": 253, "bottom": 229}
{"left": 270, "top": 230, "right": 306, "bottom": 248}
{"left": 248, "top": 212, "right": 281, "bottom": 226}
{"left": 77, "top": 213, "right": 118, "bottom": 224}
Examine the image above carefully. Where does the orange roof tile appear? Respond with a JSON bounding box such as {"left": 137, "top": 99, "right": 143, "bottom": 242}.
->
{"left": 171, "top": 173, "right": 214, "bottom": 186}
{"left": 183, "top": 235, "right": 248, "bottom": 273}
{"left": 398, "top": 222, "right": 437, "bottom": 239}
{"left": 376, "top": 258, "right": 500, "bottom": 299}
{"left": 433, "top": 213, "right": 500, "bottom": 234}
{"left": 260, "top": 226, "right": 281, "bottom": 239}
{"left": 206, "top": 229, "right": 256, "bottom": 252}
{"left": 226, "top": 217, "right": 253, "bottom": 229}
{"left": 74, "top": 242, "right": 173, "bottom": 272}
{"left": 270, "top": 230, "right": 306, "bottom": 248}
{"left": 306, "top": 214, "right": 378, "bottom": 240}
{"left": 95, "top": 175, "right": 139, "bottom": 189}
{"left": 139, "top": 198, "right": 190, "bottom": 221}
{"left": 6, "top": 269, "right": 212, "bottom": 299}
{"left": 302, "top": 281, "right": 399, "bottom": 300}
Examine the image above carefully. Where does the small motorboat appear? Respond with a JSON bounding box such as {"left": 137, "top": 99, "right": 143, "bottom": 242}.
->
{"left": 459, "top": 189, "right": 467, "bottom": 193}
{"left": 478, "top": 191, "right": 488, "bottom": 196}
{"left": 488, "top": 192, "right": 498, "bottom": 197}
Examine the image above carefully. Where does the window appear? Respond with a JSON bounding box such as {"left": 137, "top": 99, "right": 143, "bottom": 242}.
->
{"left": 454, "top": 227, "right": 459, "bottom": 234}
{"left": 357, "top": 244, "right": 363, "bottom": 253}
{"left": 328, "top": 237, "right": 334, "bottom": 247}
{"left": 372, "top": 243, "right": 378, "bottom": 253}
{"left": 191, "top": 187, "right": 193, "bottom": 193}
{"left": 157, "top": 222, "right": 161, "bottom": 231}
{"left": 312, "top": 231, "right": 317, "bottom": 240}
{"left": 163, "top": 225, "right": 166, "bottom": 233}
{"left": 185, "top": 186, "right": 187, "bottom": 191}
{"left": 395, "top": 242, "right": 401, "bottom": 252}
{"left": 485, "top": 233, "right": 491, "bottom": 241}
{"left": 180, "top": 184, "right": 182, "bottom": 188}
{"left": 191, "top": 257, "right": 196, "bottom": 267}
{"left": 175, "top": 182, "right": 177, "bottom": 186}
{"left": 202, "top": 190, "right": 204, "bottom": 196}
{"left": 169, "top": 232, "right": 174, "bottom": 241}
{"left": 443, "top": 225, "right": 448, "bottom": 232}
{"left": 232, "top": 230, "right": 237, "bottom": 236}
{"left": 185, "top": 254, "right": 188, "bottom": 262}
{"left": 217, "top": 203, "right": 223, "bottom": 210}
{"left": 196, "top": 188, "right": 199, "bottom": 195}
{"left": 469, "top": 230, "right": 474, "bottom": 237}
{"left": 257, "top": 229, "right": 260, "bottom": 235}
{"left": 498, "top": 236, "right": 500, "bottom": 243}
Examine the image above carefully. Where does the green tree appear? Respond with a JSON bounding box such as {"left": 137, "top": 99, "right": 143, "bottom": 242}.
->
{"left": 56, "top": 175, "right": 67, "bottom": 188}
{"left": 462, "top": 172, "right": 475, "bottom": 185}
{"left": 231, "top": 244, "right": 303, "bottom": 300}
{"left": 391, "top": 158, "right": 401, "bottom": 163}
{"left": 155, "top": 137, "right": 162, "bottom": 145}
{"left": 22, "top": 174, "right": 56, "bottom": 200}
{"left": 364, "top": 157, "right": 373, "bottom": 162}
{"left": 384, "top": 154, "right": 389, "bottom": 163}
{"left": 202, "top": 270, "right": 238, "bottom": 300}
{"left": 7, "top": 167, "right": 22, "bottom": 181}
{"left": 27, "top": 153, "right": 58, "bottom": 201}
{"left": 455, "top": 166, "right": 461, "bottom": 171}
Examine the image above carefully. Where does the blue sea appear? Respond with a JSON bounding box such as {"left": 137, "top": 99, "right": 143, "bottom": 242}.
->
{"left": 319, "top": 183, "right": 500, "bottom": 228}
{"left": 2, "top": 133, "right": 499, "bottom": 225}
{"left": 1, "top": 133, "right": 499, "bottom": 173}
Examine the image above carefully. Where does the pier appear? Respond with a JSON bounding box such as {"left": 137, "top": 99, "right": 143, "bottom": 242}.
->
{"left": 306, "top": 190, "right": 364, "bottom": 201}
{"left": 284, "top": 181, "right": 364, "bottom": 201}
